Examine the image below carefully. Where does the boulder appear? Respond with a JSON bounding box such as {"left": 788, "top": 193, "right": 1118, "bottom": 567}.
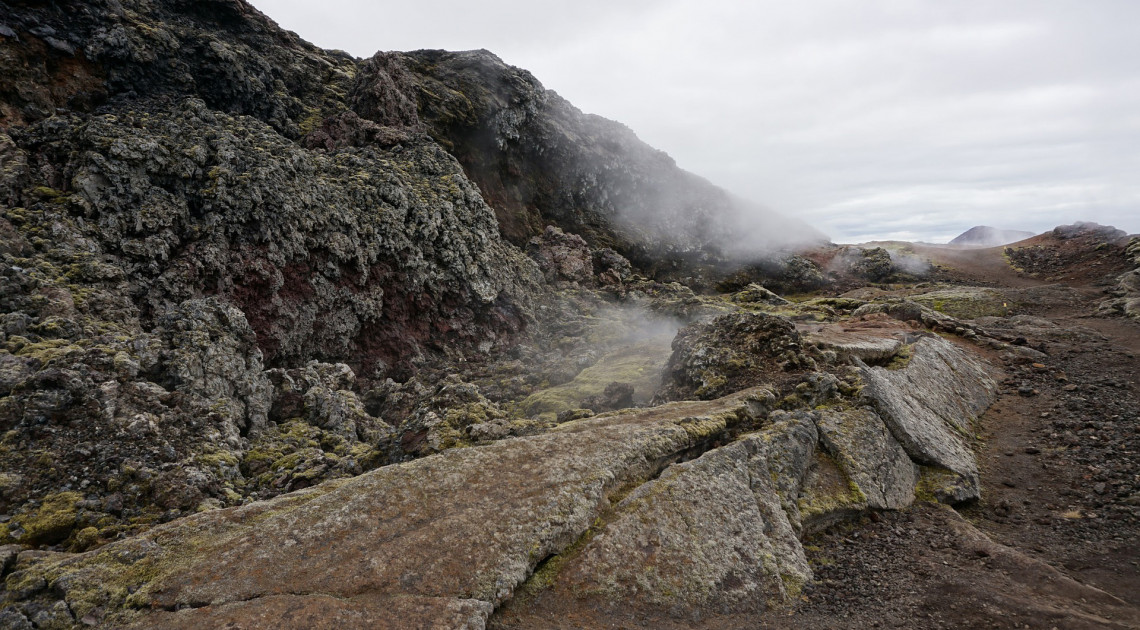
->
{"left": 656, "top": 312, "right": 815, "bottom": 402}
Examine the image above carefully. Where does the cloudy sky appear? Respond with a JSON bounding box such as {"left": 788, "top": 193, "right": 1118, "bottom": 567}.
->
{"left": 255, "top": 0, "right": 1140, "bottom": 243}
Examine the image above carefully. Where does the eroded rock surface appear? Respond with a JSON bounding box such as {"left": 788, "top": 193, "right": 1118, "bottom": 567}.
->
{"left": 815, "top": 407, "right": 917, "bottom": 510}
{"left": 2, "top": 390, "right": 769, "bottom": 629}
{"left": 859, "top": 336, "right": 998, "bottom": 503}
{"left": 655, "top": 312, "right": 816, "bottom": 402}
{"left": 554, "top": 427, "right": 813, "bottom": 613}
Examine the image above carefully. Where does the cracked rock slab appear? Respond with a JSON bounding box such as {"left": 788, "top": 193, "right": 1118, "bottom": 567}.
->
{"left": 799, "top": 316, "right": 909, "bottom": 362}
{"left": 552, "top": 421, "right": 814, "bottom": 614}
{"left": 815, "top": 407, "right": 918, "bottom": 510}
{"left": 859, "top": 336, "right": 997, "bottom": 503}
{"left": 8, "top": 390, "right": 770, "bottom": 629}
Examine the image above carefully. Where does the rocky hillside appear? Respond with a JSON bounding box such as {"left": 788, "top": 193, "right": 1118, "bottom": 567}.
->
{"left": 389, "top": 49, "right": 826, "bottom": 273}
{"left": 2, "top": 1, "right": 1139, "bottom": 629}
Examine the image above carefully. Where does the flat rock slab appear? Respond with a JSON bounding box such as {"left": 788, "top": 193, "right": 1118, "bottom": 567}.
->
{"left": 799, "top": 316, "right": 910, "bottom": 362}
{"left": 18, "top": 390, "right": 771, "bottom": 629}
{"left": 551, "top": 414, "right": 816, "bottom": 614}
{"left": 860, "top": 335, "right": 997, "bottom": 502}
{"left": 815, "top": 407, "right": 918, "bottom": 510}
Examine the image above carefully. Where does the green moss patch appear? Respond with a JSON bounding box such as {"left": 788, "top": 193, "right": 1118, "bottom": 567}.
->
{"left": 911, "top": 288, "right": 1012, "bottom": 320}
{"left": 12, "top": 491, "right": 82, "bottom": 545}
{"left": 521, "top": 339, "right": 670, "bottom": 417}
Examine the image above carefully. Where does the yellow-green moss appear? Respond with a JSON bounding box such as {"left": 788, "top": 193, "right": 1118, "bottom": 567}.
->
{"left": 521, "top": 340, "right": 669, "bottom": 417}
{"left": 884, "top": 343, "right": 914, "bottom": 371}
{"left": 13, "top": 491, "right": 82, "bottom": 545}
{"left": 71, "top": 526, "right": 101, "bottom": 552}
{"left": 30, "top": 186, "right": 65, "bottom": 200}
{"left": 914, "top": 466, "right": 960, "bottom": 503}
{"left": 912, "top": 288, "right": 1011, "bottom": 319}
{"left": 796, "top": 452, "right": 867, "bottom": 522}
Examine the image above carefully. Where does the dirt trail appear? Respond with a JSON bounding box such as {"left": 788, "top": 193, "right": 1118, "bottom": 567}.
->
{"left": 910, "top": 243, "right": 1043, "bottom": 289}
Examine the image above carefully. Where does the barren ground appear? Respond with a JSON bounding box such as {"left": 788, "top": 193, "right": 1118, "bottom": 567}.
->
{"left": 493, "top": 238, "right": 1140, "bottom": 630}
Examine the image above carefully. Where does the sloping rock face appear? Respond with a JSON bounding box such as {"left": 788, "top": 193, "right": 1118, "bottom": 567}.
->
{"left": 0, "top": 2, "right": 1017, "bottom": 628}
{"left": 859, "top": 337, "right": 997, "bottom": 503}
{"left": 1100, "top": 236, "right": 1140, "bottom": 320}
{"left": 0, "top": 0, "right": 547, "bottom": 544}
{"left": 499, "top": 336, "right": 997, "bottom": 627}
{"left": 0, "top": 0, "right": 832, "bottom": 546}
{"left": 815, "top": 407, "right": 917, "bottom": 510}
{"left": 551, "top": 414, "right": 816, "bottom": 614}
{"left": 1, "top": 390, "right": 772, "bottom": 629}
{"left": 389, "top": 49, "right": 826, "bottom": 273}
{"left": 0, "top": 319, "right": 1002, "bottom": 629}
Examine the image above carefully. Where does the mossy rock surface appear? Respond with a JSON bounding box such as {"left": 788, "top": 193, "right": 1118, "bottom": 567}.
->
{"left": 8, "top": 390, "right": 768, "bottom": 628}
{"left": 911, "top": 287, "right": 1012, "bottom": 320}
{"left": 521, "top": 337, "right": 671, "bottom": 418}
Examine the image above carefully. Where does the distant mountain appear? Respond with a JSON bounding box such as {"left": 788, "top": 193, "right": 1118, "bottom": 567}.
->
{"left": 949, "top": 226, "right": 1036, "bottom": 247}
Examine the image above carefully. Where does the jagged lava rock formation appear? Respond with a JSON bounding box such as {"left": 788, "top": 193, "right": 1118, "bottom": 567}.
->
{"left": 2, "top": 1, "right": 1139, "bottom": 629}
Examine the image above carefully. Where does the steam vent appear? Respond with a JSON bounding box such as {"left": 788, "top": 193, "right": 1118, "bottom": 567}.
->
{"left": 1, "top": 1, "right": 1138, "bottom": 628}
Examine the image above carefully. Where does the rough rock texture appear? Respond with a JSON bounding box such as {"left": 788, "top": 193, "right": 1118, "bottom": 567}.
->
{"left": 0, "top": 0, "right": 555, "bottom": 540}
{"left": 554, "top": 426, "right": 813, "bottom": 613}
{"left": 0, "top": 1, "right": 1049, "bottom": 628}
{"left": 390, "top": 49, "right": 826, "bottom": 274}
{"left": 815, "top": 407, "right": 917, "bottom": 510}
{"left": 0, "top": 301, "right": 1006, "bottom": 628}
{"left": 655, "top": 312, "right": 816, "bottom": 402}
{"left": 11, "top": 102, "right": 538, "bottom": 376}
{"left": 391, "top": 376, "right": 510, "bottom": 458}
{"left": 798, "top": 314, "right": 909, "bottom": 362}
{"left": 1100, "top": 236, "right": 1140, "bottom": 320}
{"left": 728, "top": 283, "right": 790, "bottom": 306}
{"left": 526, "top": 225, "right": 594, "bottom": 284}
{"left": 910, "top": 287, "right": 1012, "bottom": 320}
{"left": 859, "top": 336, "right": 998, "bottom": 503}
{"left": 0, "top": 389, "right": 769, "bottom": 629}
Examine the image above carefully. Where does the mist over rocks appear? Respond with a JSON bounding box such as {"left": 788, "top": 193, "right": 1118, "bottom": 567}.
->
{"left": 1, "top": 1, "right": 1139, "bottom": 628}
{"left": 386, "top": 48, "right": 828, "bottom": 275}
{"left": 948, "top": 226, "right": 1035, "bottom": 248}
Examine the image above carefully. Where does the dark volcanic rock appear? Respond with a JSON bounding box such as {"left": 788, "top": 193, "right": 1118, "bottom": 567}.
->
{"left": 4, "top": 2, "right": 1099, "bottom": 629}
{"left": 655, "top": 312, "right": 816, "bottom": 402}
{"left": 388, "top": 49, "right": 826, "bottom": 275}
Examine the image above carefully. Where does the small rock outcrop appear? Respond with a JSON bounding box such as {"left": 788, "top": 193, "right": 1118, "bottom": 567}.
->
{"left": 859, "top": 337, "right": 997, "bottom": 502}
{"left": 1100, "top": 236, "right": 1140, "bottom": 319}
{"left": 655, "top": 312, "right": 816, "bottom": 402}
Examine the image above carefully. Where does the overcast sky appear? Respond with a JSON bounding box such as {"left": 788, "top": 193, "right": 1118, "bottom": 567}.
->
{"left": 255, "top": 0, "right": 1140, "bottom": 243}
